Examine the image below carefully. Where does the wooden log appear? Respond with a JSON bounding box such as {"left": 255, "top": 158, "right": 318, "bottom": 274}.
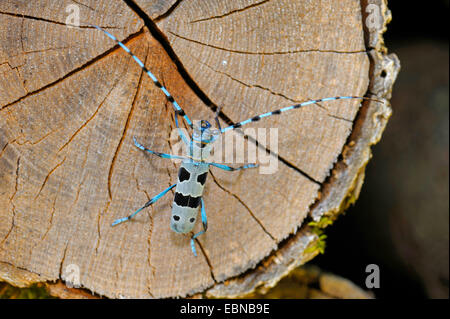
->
{"left": 0, "top": 0, "right": 399, "bottom": 298}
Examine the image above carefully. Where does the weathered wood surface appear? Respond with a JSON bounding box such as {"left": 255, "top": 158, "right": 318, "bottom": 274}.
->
{"left": 0, "top": 0, "right": 398, "bottom": 298}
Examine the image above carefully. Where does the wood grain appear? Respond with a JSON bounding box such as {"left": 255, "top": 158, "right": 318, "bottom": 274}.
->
{"left": 0, "top": 0, "right": 397, "bottom": 298}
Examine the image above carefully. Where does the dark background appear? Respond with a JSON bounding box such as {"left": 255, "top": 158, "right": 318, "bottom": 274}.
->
{"left": 315, "top": 0, "right": 449, "bottom": 298}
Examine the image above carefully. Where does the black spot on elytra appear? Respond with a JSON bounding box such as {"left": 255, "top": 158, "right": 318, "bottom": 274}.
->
{"left": 190, "top": 196, "right": 201, "bottom": 208}
{"left": 174, "top": 192, "right": 201, "bottom": 208}
{"left": 174, "top": 192, "right": 188, "bottom": 207}
{"left": 178, "top": 167, "right": 190, "bottom": 182}
{"left": 173, "top": 215, "right": 180, "bottom": 221}
{"left": 197, "top": 172, "right": 208, "bottom": 186}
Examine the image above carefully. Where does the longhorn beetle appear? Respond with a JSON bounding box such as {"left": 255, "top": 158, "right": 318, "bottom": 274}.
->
{"left": 94, "top": 26, "right": 380, "bottom": 256}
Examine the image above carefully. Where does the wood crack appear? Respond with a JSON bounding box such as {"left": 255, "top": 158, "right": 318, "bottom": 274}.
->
{"left": 95, "top": 200, "right": 110, "bottom": 255}
{"left": 146, "top": 206, "right": 156, "bottom": 298}
{"left": 121, "top": 0, "right": 228, "bottom": 122}
{"left": 0, "top": 61, "right": 28, "bottom": 95}
{"left": 209, "top": 170, "right": 276, "bottom": 242}
{"left": 38, "top": 181, "right": 63, "bottom": 244}
{"left": 168, "top": 31, "right": 367, "bottom": 55}
{"left": 58, "top": 74, "right": 120, "bottom": 153}
{"left": 70, "top": 0, "right": 96, "bottom": 11}
{"left": 34, "top": 156, "right": 66, "bottom": 200}
{"left": 58, "top": 242, "right": 69, "bottom": 279}
{"left": 131, "top": 159, "right": 157, "bottom": 291}
{"left": 0, "top": 10, "right": 119, "bottom": 28}
{"left": 15, "top": 129, "right": 57, "bottom": 146}
{"left": 227, "top": 128, "right": 322, "bottom": 184}
{"left": 0, "top": 29, "right": 144, "bottom": 112}
{"left": 107, "top": 45, "right": 149, "bottom": 199}
{"left": 0, "top": 206, "right": 16, "bottom": 247}
{"left": 1, "top": 157, "right": 21, "bottom": 246}
{"left": 0, "top": 139, "right": 16, "bottom": 161}
{"left": 190, "top": 53, "right": 299, "bottom": 103}
{"left": 19, "top": 17, "right": 25, "bottom": 53}
{"left": 20, "top": 46, "right": 71, "bottom": 56}
{"left": 153, "top": 0, "right": 184, "bottom": 22}
{"left": 67, "top": 136, "right": 90, "bottom": 220}
{"left": 195, "top": 238, "right": 217, "bottom": 284}
{"left": 188, "top": 52, "right": 355, "bottom": 122}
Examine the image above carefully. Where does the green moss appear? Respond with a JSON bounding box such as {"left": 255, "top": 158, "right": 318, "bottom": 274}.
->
{"left": 304, "top": 217, "right": 334, "bottom": 255}
{"left": 308, "top": 217, "right": 333, "bottom": 229}
{"left": 0, "top": 282, "right": 56, "bottom": 299}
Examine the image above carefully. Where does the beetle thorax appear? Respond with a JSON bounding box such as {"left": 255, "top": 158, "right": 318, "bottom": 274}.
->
{"left": 188, "top": 120, "right": 219, "bottom": 161}
{"left": 189, "top": 141, "right": 213, "bottom": 161}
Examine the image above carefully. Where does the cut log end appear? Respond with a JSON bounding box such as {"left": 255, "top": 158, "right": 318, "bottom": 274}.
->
{"left": 0, "top": 0, "right": 398, "bottom": 298}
